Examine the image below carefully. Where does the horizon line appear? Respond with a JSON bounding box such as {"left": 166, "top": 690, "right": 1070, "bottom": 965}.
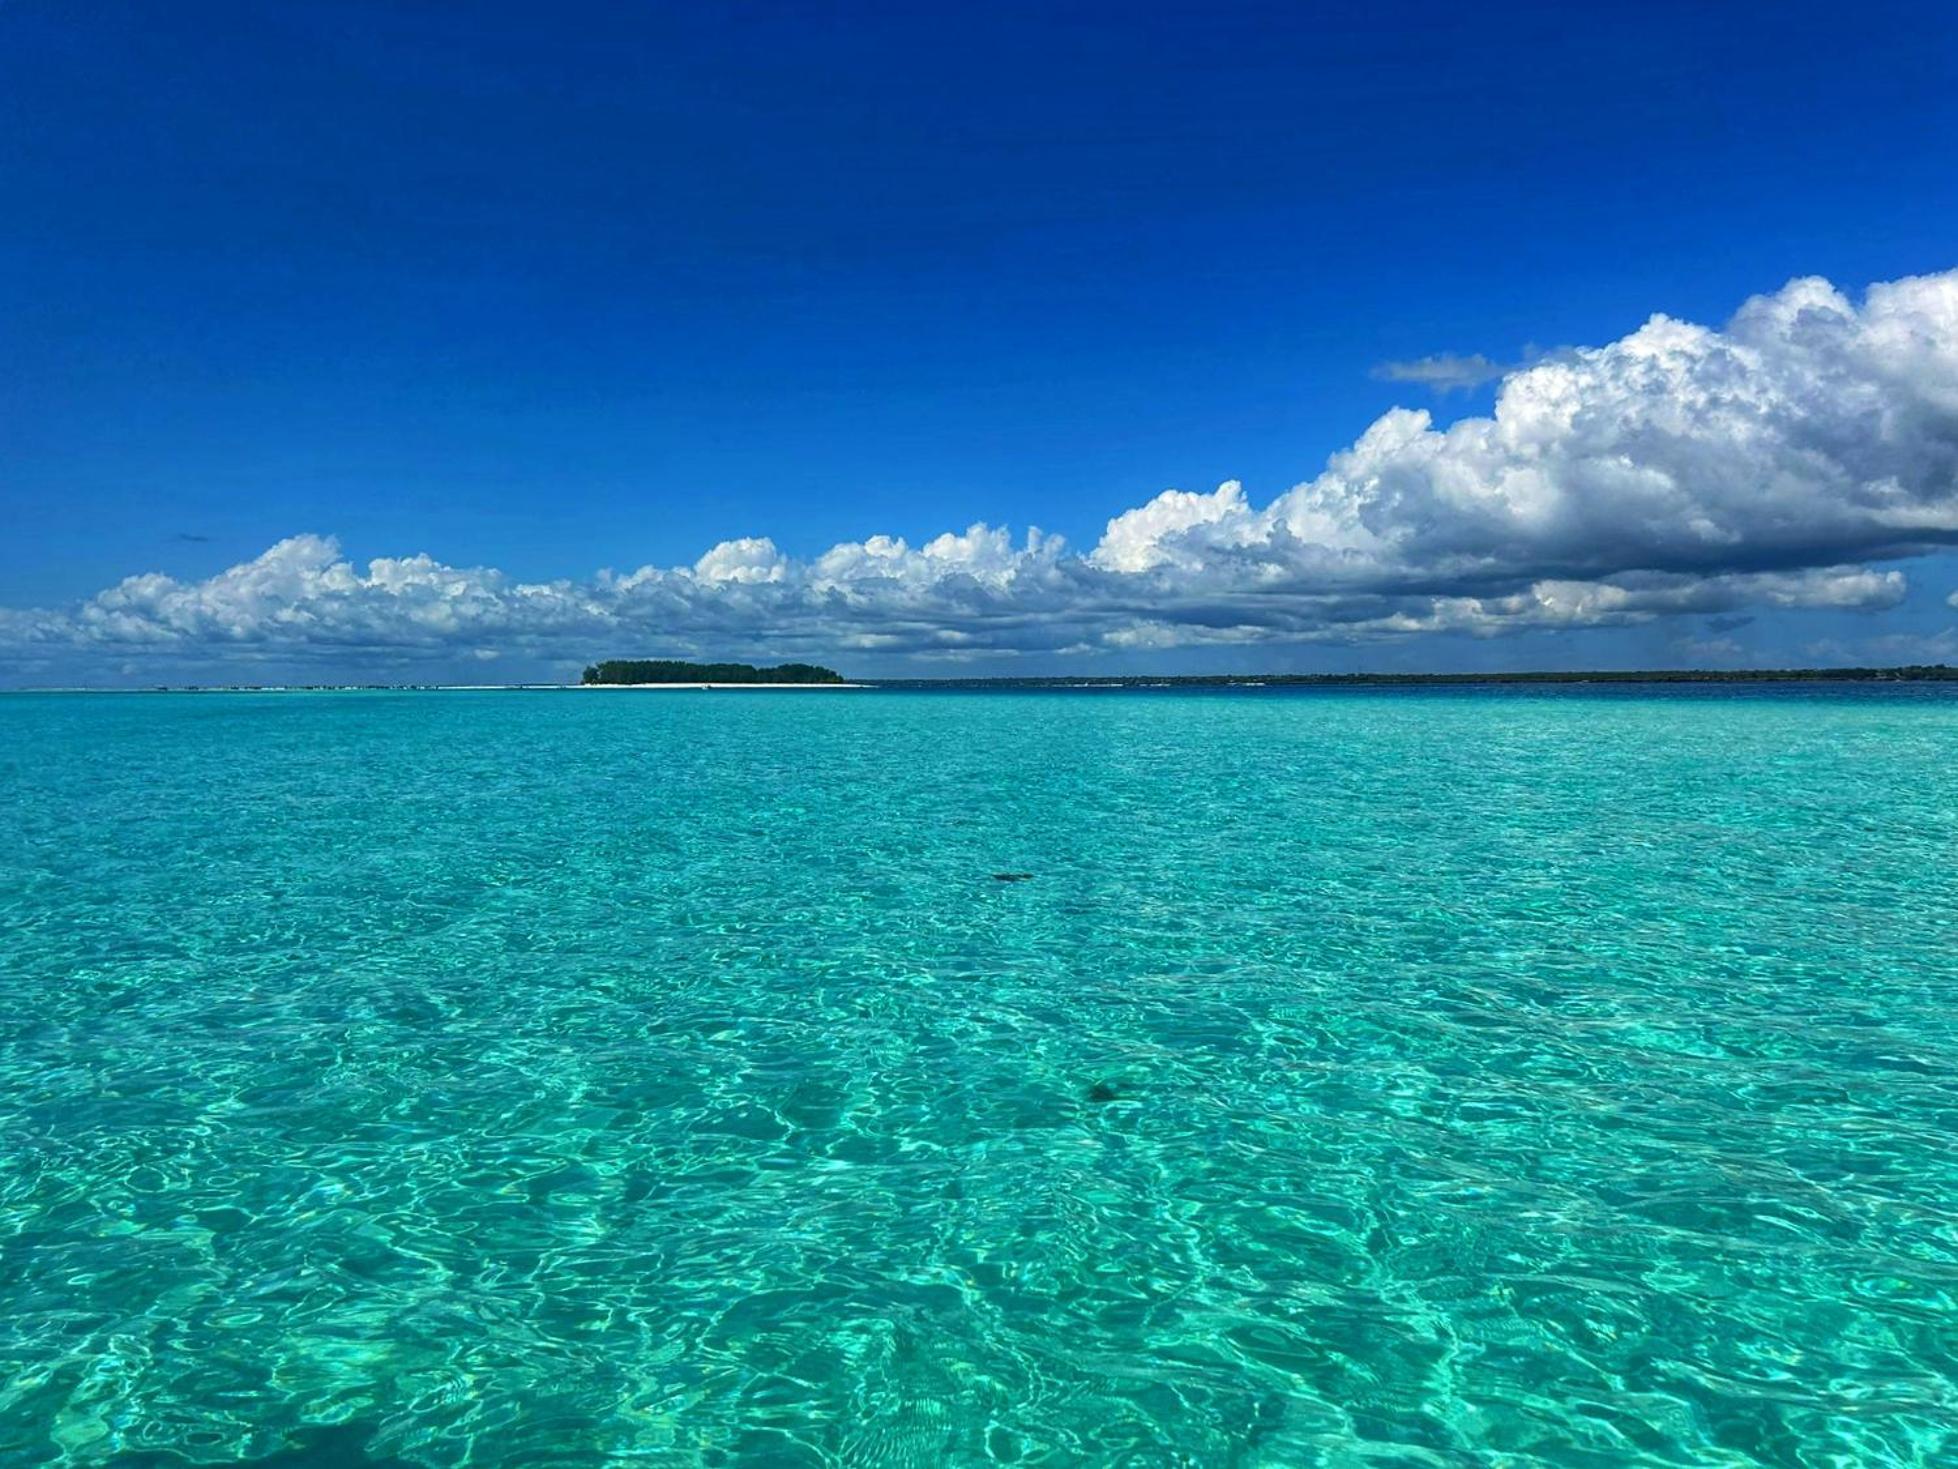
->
{"left": 8, "top": 662, "right": 1958, "bottom": 694}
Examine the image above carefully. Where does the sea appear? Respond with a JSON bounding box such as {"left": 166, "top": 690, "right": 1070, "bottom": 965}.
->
{"left": 1, "top": 686, "right": 1954, "bottom": 1467}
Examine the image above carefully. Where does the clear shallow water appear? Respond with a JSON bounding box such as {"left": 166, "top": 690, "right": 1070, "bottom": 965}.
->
{"left": 1, "top": 687, "right": 1955, "bottom": 1468}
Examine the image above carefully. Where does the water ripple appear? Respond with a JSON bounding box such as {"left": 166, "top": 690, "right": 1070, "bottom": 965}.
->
{"left": 0, "top": 688, "right": 1954, "bottom": 1466}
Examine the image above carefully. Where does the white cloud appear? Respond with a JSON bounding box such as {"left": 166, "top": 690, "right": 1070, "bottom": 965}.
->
{"left": 691, "top": 536, "right": 789, "bottom": 585}
{"left": 1092, "top": 482, "right": 1260, "bottom": 573}
{"left": 6, "top": 267, "right": 1958, "bottom": 675}
{"left": 1371, "top": 352, "right": 1508, "bottom": 391}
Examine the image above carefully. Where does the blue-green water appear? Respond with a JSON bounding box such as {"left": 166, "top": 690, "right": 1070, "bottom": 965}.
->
{"left": 2, "top": 688, "right": 1956, "bottom": 1468}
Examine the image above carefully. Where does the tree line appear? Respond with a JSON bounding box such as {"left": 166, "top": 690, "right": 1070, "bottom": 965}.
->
{"left": 582, "top": 659, "right": 844, "bottom": 685}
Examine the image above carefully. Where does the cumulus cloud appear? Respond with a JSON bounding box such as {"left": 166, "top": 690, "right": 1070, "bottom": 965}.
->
{"left": 1371, "top": 352, "right": 1509, "bottom": 392}
{"left": 6, "top": 266, "right": 1958, "bottom": 675}
{"left": 691, "top": 536, "right": 789, "bottom": 585}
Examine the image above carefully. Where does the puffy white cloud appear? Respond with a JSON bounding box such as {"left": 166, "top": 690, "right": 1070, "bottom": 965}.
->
{"left": 6, "top": 267, "right": 1958, "bottom": 674}
{"left": 1102, "top": 269, "right": 1958, "bottom": 594}
{"left": 1092, "top": 482, "right": 1261, "bottom": 573}
{"left": 692, "top": 537, "right": 788, "bottom": 585}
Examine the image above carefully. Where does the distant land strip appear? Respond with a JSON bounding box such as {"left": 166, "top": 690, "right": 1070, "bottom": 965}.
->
{"left": 581, "top": 659, "right": 844, "bottom": 685}
{"left": 867, "top": 664, "right": 1958, "bottom": 689}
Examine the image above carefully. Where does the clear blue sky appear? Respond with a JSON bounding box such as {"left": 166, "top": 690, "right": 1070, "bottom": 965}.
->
{"left": 4, "top": 0, "right": 1957, "bottom": 679}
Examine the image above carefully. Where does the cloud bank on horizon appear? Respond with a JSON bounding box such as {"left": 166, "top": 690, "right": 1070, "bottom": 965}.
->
{"left": 6, "top": 267, "right": 1957, "bottom": 678}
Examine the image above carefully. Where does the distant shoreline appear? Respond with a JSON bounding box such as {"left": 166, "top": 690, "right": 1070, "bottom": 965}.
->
{"left": 870, "top": 664, "right": 1958, "bottom": 689}
{"left": 578, "top": 681, "right": 866, "bottom": 690}
{"left": 9, "top": 664, "right": 1958, "bottom": 693}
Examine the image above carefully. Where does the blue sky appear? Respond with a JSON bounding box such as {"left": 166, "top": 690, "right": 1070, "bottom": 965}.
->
{"left": 3, "top": 0, "right": 1957, "bottom": 682}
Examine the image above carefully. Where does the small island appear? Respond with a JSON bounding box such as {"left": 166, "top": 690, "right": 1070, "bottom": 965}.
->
{"left": 581, "top": 659, "right": 845, "bottom": 686}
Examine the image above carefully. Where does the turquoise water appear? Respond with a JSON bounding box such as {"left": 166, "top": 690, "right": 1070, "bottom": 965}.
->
{"left": 2, "top": 688, "right": 1956, "bottom": 1468}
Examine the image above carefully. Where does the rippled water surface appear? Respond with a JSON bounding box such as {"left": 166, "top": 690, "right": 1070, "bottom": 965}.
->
{"left": 2, "top": 687, "right": 1956, "bottom": 1467}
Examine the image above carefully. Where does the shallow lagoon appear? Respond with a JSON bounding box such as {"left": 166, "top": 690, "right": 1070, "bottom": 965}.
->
{"left": 2, "top": 687, "right": 1955, "bottom": 1466}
